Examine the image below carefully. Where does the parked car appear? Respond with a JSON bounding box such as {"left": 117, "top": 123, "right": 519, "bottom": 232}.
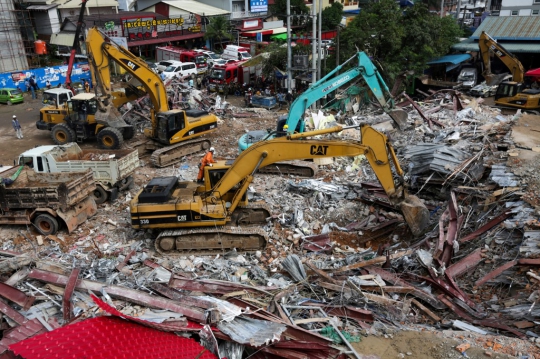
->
{"left": 0, "top": 88, "right": 24, "bottom": 105}
{"left": 145, "top": 61, "right": 159, "bottom": 74}
{"left": 321, "top": 40, "right": 334, "bottom": 48}
{"left": 156, "top": 60, "right": 176, "bottom": 73}
{"left": 162, "top": 61, "right": 198, "bottom": 79}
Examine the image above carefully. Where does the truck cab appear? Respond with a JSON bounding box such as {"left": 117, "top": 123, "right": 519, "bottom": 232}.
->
{"left": 42, "top": 88, "right": 74, "bottom": 108}
{"left": 179, "top": 50, "right": 208, "bottom": 74}
{"left": 208, "top": 61, "right": 243, "bottom": 92}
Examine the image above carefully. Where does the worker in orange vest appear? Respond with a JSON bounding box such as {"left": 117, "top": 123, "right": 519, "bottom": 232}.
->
{"left": 197, "top": 147, "right": 216, "bottom": 183}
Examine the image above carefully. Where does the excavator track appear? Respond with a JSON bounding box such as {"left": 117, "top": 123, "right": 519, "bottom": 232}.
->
{"left": 258, "top": 160, "right": 318, "bottom": 177}
{"left": 150, "top": 138, "right": 211, "bottom": 167}
{"left": 154, "top": 203, "right": 271, "bottom": 256}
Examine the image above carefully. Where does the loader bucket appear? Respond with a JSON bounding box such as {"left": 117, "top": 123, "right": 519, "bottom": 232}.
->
{"left": 400, "top": 194, "right": 430, "bottom": 237}
{"left": 388, "top": 109, "right": 409, "bottom": 130}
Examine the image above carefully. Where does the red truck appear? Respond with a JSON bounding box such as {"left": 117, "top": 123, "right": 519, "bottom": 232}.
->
{"left": 207, "top": 60, "right": 246, "bottom": 92}
{"left": 156, "top": 46, "right": 208, "bottom": 75}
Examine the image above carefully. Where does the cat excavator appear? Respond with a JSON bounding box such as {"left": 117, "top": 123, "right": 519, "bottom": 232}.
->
{"left": 479, "top": 31, "right": 540, "bottom": 110}
{"left": 131, "top": 125, "right": 430, "bottom": 256}
{"left": 38, "top": 27, "right": 218, "bottom": 166}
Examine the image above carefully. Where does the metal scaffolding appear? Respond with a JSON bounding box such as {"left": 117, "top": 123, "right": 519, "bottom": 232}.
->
{"left": 0, "top": 0, "right": 34, "bottom": 73}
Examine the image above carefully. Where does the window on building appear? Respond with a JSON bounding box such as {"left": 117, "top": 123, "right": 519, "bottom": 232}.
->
{"left": 533, "top": 9, "right": 540, "bottom": 15}
{"left": 511, "top": 10, "right": 518, "bottom": 15}
{"left": 535, "top": 0, "right": 540, "bottom": 3}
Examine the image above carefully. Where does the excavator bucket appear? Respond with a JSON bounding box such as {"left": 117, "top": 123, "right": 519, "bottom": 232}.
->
{"left": 400, "top": 194, "right": 430, "bottom": 237}
{"left": 388, "top": 109, "right": 409, "bottom": 130}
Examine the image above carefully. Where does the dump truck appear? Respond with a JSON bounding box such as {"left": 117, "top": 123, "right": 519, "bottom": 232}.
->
{"left": 18, "top": 143, "right": 139, "bottom": 204}
{"left": 0, "top": 166, "right": 97, "bottom": 235}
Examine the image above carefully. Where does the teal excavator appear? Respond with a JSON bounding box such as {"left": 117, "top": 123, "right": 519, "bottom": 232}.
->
{"left": 238, "top": 52, "right": 408, "bottom": 161}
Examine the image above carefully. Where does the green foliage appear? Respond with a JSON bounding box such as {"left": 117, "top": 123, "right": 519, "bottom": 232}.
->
{"left": 260, "top": 42, "right": 311, "bottom": 78}
{"left": 336, "top": 0, "right": 462, "bottom": 82}
{"left": 270, "top": 0, "right": 309, "bottom": 26}
{"left": 204, "top": 16, "right": 234, "bottom": 50}
{"left": 320, "top": 3, "right": 343, "bottom": 31}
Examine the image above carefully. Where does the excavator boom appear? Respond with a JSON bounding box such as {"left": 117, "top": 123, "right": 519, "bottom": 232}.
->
{"left": 479, "top": 31, "right": 525, "bottom": 85}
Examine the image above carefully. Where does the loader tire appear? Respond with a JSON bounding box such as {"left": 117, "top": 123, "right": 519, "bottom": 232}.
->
{"left": 122, "top": 126, "right": 135, "bottom": 140}
{"left": 97, "top": 127, "right": 124, "bottom": 150}
{"left": 51, "top": 124, "right": 76, "bottom": 145}
{"left": 33, "top": 214, "right": 59, "bottom": 235}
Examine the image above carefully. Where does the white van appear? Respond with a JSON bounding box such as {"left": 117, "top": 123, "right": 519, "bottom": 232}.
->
{"left": 162, "top": 61, "right": 198, "bottom": 79}
{"left": 221, "top": 45, "right": 252, "bottom": 61}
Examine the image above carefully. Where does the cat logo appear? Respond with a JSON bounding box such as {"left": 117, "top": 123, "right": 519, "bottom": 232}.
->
{"left": 120, "top": 59, "right": 139, "bottom": 71}
{"left": 310, "top": 145, "right": 329, "bottom": 155}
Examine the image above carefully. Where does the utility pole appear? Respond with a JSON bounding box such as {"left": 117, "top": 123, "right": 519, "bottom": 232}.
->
{"left": 287, "top": 0, "right": 292, "bottom": 93}
{"left": 440, "top": 0, "right": 445, "bottom": 18}
{"left": 456, "top": 0, "right": 462, "bottom": 20}
{"left": 311, "top": 0, "right": 317, "bottom": 87}
{"left": 317, "top": 0, "right": 322, "bottom": 81}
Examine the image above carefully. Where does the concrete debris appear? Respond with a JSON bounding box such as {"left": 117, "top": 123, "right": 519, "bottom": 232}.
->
{"left": 2, "top": 85, "right": 540, "bottom": 359}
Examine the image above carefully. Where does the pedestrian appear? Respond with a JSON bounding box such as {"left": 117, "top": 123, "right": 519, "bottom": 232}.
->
{"left": 188, "top": 77, "right": 194, "bottom": 88}
{"left": 223, "top": 83, "right": 229, "bottom": 100}
{"left": 277, "top": 92, "right": 285, "bottom": 110}
{"left": 196, "top": 147, "right": 216, "bottom": 183}
{"left": 196, "top": 76, "right": 202, "bottom": 89}
{"left": 24, "top": 78, "right": 30, "bottom": 93}
{"left": 46, "top": 80, "right": 51, "bottom": 89}
{"left": 286, "top": 91, "right": 293, "bottom": 108}
{"left": 12, "top": 115, "right": 23, "bottom": 139}
{"left": 84, "top": 80, "right": 90, "bottom": 93}
{"left": 28, "top": 76, "right": 37, "bottom": 99}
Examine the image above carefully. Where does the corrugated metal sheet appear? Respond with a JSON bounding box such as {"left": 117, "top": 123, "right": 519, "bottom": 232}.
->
{"left": 50, "top": 33, "right": 75, "bottom": 47}
{"left": 471, "top": 16, "right": 540, "bottom": 40}
{"left": 452, "top": 38, "right": 540, "bottom": 53}
{"left": 217, "top": 316, "right": 287, "bottom": 346}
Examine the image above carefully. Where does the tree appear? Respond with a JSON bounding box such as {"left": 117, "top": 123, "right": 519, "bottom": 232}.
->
{"left": 260, "top": 42, "right": 311, "bottom": 78}
{"left": 204, "top": 16, "right": 234, "bottom": 51}
{"left": 270, "top": 0, "right": 309, "bottom": 26}
{"left": 320, "top": 2, "right": 343, "bottom": 31}
{"left": 333, "top": 0, "right": 462, "bottom": 82}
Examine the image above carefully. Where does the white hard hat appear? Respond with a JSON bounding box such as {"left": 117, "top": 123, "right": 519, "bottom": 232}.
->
{"left": 12, "top": 115, "right": 16, "bottom": 118}
{"left": 209, "top": 147, "right": 215, "bottom": 152}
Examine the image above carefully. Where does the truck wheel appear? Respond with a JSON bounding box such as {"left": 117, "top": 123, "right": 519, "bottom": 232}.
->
{"left": 122, "top": 126, "right": 135, "bottom": 140}
{"left": 51, "top": 124, "right": 76, "bottom": 145}
{"left": 33, "top": 214, "right": 59, "bottom": 235}
{"left": 97, "top": 128, "right": 124, "bottom": 150}
{"left": 92, "top": 186, "right": 109, "bottom": 204}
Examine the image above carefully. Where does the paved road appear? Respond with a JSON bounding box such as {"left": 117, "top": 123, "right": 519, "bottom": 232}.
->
{"left": 0, "top": 90, "right": 99, "bottom": 167}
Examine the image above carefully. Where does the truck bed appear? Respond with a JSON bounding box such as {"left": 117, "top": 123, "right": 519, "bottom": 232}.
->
{"left": 0, "top": 166, "right": 96, "bottom": 212}
{"left": 47, "top": 147, "right": 139, "bottom": 185}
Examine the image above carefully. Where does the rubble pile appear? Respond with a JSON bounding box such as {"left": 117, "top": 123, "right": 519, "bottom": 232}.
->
{"left": 1, "top": 89, "right": 540, "bottom": 359}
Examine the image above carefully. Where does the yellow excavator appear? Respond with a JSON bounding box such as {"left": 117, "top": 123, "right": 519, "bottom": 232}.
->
{"left": 479, "top": 31, "right": 540, "bottom": 110}
{"left": 37, "top": 27, "right": 218, "bottom": 166}
{"left": 130, "top": 125, "right": 430, "bottom": 255}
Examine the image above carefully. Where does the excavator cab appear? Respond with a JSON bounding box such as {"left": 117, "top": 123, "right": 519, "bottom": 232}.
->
{"left": 495, "top": 82, "right": 524, "bottom": 100}
{"left": 155, "top": 111, "right": 187, "bottom": 145}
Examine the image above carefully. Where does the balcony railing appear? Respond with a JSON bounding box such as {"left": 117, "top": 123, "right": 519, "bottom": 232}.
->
{"left": 230, "top": 10, "right": 267, "bottom": 19}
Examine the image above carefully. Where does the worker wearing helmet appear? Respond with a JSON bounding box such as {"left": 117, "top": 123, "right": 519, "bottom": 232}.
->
{"left": 197, "top": 147, "right": 217, "bottom": 183}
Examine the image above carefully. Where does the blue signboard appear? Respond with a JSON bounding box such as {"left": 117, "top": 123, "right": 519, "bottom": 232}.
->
{"left": 256, "top": 32, "right": 263, "bottom": 42}
{"left": 0, "top": 63, "right": 90, "bottom": 92}
{"left": 250, "top": 0, "right": 268, "bottom": 13}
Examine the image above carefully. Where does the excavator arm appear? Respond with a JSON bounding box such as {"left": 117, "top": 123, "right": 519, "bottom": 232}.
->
{"left": 85, "top": 28, "right": 169, "bottom": 122}
{"left": 479, "top": 31, "right": 524, "bottom": 85}
{"left": 210, "top": 125, "right": 429, "bottom": 236}
{"left": 286, "top": 52, "right": 408, "bottom": 132}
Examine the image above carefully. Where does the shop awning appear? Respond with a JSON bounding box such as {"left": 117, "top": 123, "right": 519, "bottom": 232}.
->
{"left": 270, "top": 33, "right": 287, "bottom": 41}
{"left": 241, "top": 27, "right": 287, "bottom": 37}
{"left": 127, "top": 32, "right": 203, "bottom": 47}
{"left": 161, "top": 0, "right": 229, "bottom": 16}
{"left": 525, "top": 68, "right": 540, "bottom": 79}
{"left": 50, "top": 32, "right": 75, "bottom": 46}
{"left": 27, "top": 4, "right": 58, "bottom": 10}
{"left": 427, "top": 53, "right": 472, "bottom": 72}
